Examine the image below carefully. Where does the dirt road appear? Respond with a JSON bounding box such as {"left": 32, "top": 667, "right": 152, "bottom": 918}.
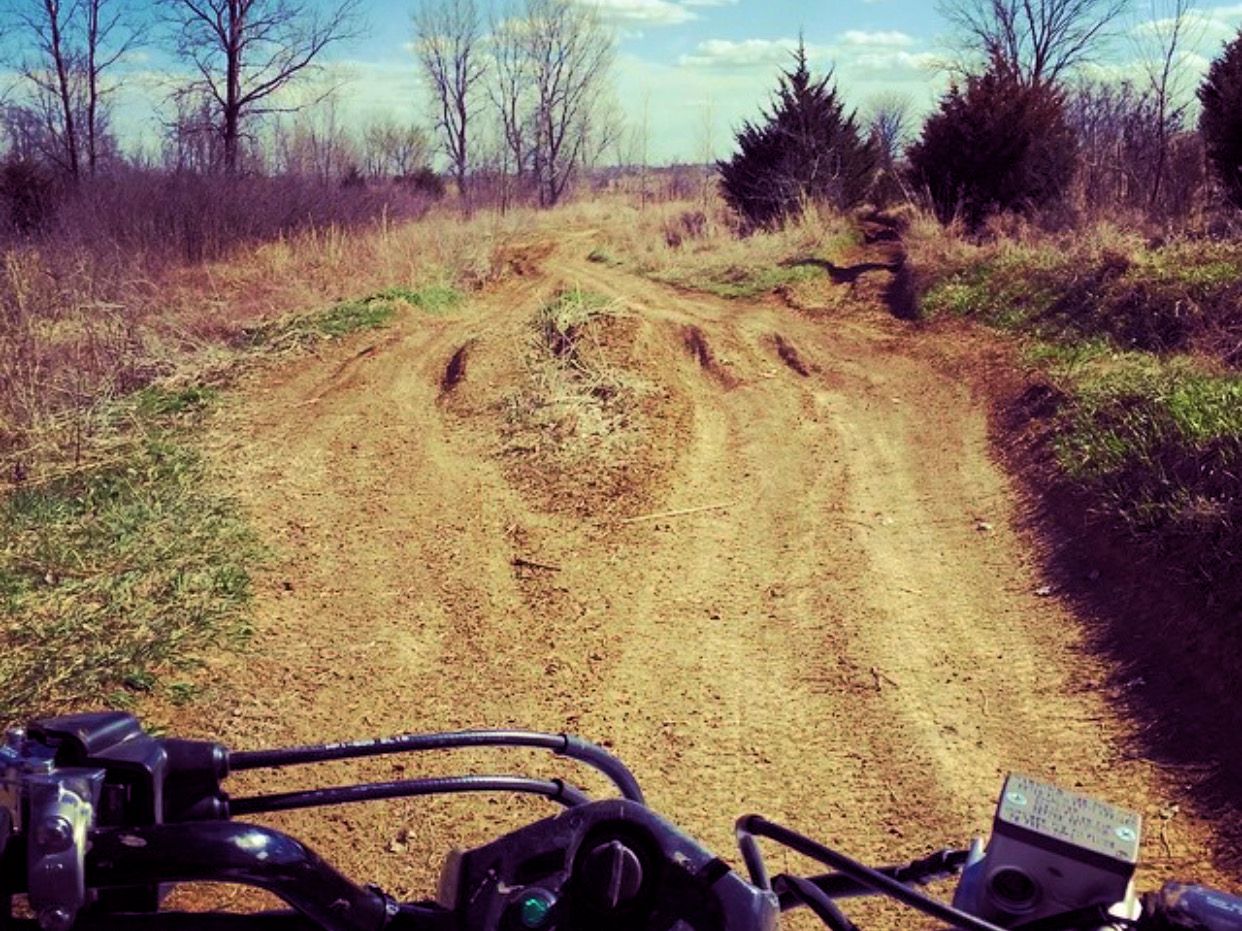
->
{"left": 181, "top": 224, "right": 1229, "bottom": 922}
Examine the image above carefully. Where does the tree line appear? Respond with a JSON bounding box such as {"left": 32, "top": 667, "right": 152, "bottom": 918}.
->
{"left": 0, "top": 0, "right": 615, "bottom": 211}
{"left": 721, "top": 0, "right": 1242, "bottom": 232}
{"left": 7, "top": 0, "right": 1242, "bottom": 234}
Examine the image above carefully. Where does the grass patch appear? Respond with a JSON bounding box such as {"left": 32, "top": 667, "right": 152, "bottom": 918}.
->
{"left": 245, "top": 283, "right": 461, "bottom": 348}
{"left": 535, "top": 288, "right": 616, "bottom": 362}
{"left": 0, "top": 278, "right": 421, "bottom": 723}
{"left": 912, "top": 226, "right": 1242, "bottom": 596}
{"left": 1, "top": 389, "right": 261, "bottom": 721}
{"left": 499, "top": 288, "right": 654, "bottom": 518}
{"left": 505, "top": 288, "right": 639, "bottom": 451}
{"left": 919, "top": 237, "right": 1242, "bottom": 359}
{"left": 1030, "top": 346, "right": 1242, "bottom": 583}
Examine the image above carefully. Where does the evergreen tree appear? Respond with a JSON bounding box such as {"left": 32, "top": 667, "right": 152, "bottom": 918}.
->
{"left": 718, "top": 43, "right": 876, "bottom": 229}
{"left": 1199, "top": 32, "right": 1242, "bottom": 210}
{"left": 907, "top": 56, "right": 1076, "bottom": 229}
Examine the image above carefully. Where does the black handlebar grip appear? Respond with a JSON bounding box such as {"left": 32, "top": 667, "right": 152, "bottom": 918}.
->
{"left": 1146, "top": 883, "right": 1242, "bottom": 931}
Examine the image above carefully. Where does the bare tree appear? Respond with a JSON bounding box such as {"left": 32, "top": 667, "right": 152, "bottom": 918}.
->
{"left": 523, "top": 0, "right": 613, "bottom": 206}
{"left": 489, "top": 9, "right": 532, "bottom": 189}
{"left": 162, "top": 0, "right": 363, "bottom": 175}
{"left": 1135, "top": 0, "right": 1201, "bottom": 208}
{"left": 866, "top": 92, "right": 913, "bottom": 164}
{"left": 271, "top": 88, "right": 356, "bottom": 180}
{"left": 362, "top": 118, "right": 431, "bottom": 178}
{"left": 15, "top": 0, "right": 82, "bottom": 176}
{"left": 163, "top": 89, "right": 224, "bottom": 172}
{"left": 939, "top": 0, "right": 1132, "bottom": 84}
{"left": 414, "top": 0, "right": 486, "bottom": 202}
{"left": 83, "top": 0, "right": 137, "bottom": 174}
{"left": 695, "top": 94, "right": 714, "bottom": 211}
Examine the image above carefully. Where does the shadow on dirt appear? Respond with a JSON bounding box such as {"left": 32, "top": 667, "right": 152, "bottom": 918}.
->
{"left": 785, "top": 210, "right": 921, "bottom": 321}
{"left": 681, "top": 325, "right": 738, "bottom": 388}
{"left": 1003, "top": 384, "right": 1242, "bottom": 871}
{"left": 784, "top": 256, "right": 901, "bottom": 285}
{"left": 771, "top": 334, "right": 811, "bottom": 376}
{"left": 441, "top": 340, "right": 475, "bottom": 394}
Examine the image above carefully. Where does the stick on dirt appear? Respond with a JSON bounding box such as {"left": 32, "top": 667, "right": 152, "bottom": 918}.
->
{"left": 619, "top": 503, "right": 732, "bottom": 524}
{"left": 512, "top": 557, "right": 562, "bottom": 572}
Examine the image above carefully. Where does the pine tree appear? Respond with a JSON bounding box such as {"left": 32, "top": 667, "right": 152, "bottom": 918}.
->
{"left": 718, "top": 43, "right": 876, "bottom": 229}
{"left": 907, "top": 56, "right": 1076, "bottom": 229}
{"left": 1199, "top": 32, "right": 1242, "bottom": 210}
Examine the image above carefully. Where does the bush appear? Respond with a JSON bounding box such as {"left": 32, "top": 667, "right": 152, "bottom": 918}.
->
{"left": 0, "top": 159, "right": 57, "bottom": 234}
{"left": 908, "top": 57, "right": 1076, "bottom": 230}
{"left": 1199, "top": 31, "right": 1242, "bottom": 210}
{"left": 718, "top": 43, "right": 876, "bottom": 230}
{"left": 398, "top": 167, "right": 446, "bottom": 199}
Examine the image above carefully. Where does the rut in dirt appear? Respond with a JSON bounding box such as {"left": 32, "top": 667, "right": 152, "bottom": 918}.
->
{"left": 173, "top": 227, "right": 1235, "bottom": 912}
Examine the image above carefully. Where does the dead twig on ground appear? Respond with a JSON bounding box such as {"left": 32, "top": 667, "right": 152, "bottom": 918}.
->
{"left": 619, "top": 502, "right": 732, "bottom": 524}
{"left": 512, "top": 556, "right": 562, "bottom": 573}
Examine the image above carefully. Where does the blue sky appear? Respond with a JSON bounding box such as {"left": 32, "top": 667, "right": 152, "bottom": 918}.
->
{"left": 333, "top": 0, "right": 953, "bottom": 162}
{"left": 14, "top": 1, "right": 1242, "bottom": 165}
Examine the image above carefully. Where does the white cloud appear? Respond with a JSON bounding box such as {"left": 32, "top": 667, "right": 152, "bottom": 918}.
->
{"left": 839, "top": 30, "right": 916, "bottom": 47}
{"left": 583, "top": 0, "right": 697, "bottom": 25}
{"left": 846, "top": 49, "right": 940, "bottom": 76}
{"left": 679, "top": 37, "right": 823, "bottom": 68}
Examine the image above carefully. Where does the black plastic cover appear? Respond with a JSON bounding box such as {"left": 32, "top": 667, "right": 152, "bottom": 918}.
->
{"left": 444, "top": 799, "right": 777, "bottom": 931}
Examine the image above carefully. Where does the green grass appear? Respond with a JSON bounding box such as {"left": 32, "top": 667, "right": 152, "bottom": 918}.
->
{"left": 245, "top": 283, "right": 462, "bottom": 348}
{"left": 1, "top": 389, "right": 260, "bottom": 720}
{"left": 1, "top": 281, "right": 421, "bottom": 723}
{"left": 1051, "top": 353, "right": 1242, "bottom": 476}
{"left": 917, "top": 236, "right": 1242, "bottom": 584}
{"left": 920, "top": 239, "right": 1242, "bottom": 355}
{"left": 1026, "top": 345, "right": 1242, "bottom": 580}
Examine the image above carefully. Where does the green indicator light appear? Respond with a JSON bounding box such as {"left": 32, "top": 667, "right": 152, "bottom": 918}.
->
{"left": 519, "top": 891, "right": 554, "bottom": 928}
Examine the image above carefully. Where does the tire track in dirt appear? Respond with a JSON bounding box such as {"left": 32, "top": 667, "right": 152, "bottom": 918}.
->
{"left": 171, "top": 230, "right": 1231, "bottom": 921}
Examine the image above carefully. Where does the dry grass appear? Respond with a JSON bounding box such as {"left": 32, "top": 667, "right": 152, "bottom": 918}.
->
{"left": 504, "top": 288, "right": 646, "bottom": 458}
{"left": 1, "top": 199, "right": 565, "bottom": 722}
{"left": 0, "top": 206, "right": 543, "bottom": 488}
{"left": 495, "top": 287, "right": 663, "bottom": 519}
{"left": 580, "top": 198, "right": 862, "bottom": 305}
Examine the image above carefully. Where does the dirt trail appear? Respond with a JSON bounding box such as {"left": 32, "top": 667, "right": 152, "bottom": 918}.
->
{"left": 181, "top": 225, "right": 1229, "bottom": 922}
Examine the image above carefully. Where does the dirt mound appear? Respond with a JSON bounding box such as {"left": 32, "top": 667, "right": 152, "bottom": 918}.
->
{"left": 495, "top": 240, "right": 557, "bottom": 279}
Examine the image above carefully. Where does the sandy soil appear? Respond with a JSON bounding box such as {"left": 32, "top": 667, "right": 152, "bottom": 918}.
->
{"left": 175, "top": 222, "right": 1231, "bottom": 926}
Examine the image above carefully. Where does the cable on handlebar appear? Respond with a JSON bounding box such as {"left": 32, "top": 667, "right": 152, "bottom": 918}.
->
{"left": 227, "top": 730, "right": 645, "bottom": 803}
{"left": 736, "top": 816, "right": 1008, "bottom": 931}
{"left": 229, "top": 774, "right": 591, "bottom": 816}
{"left": 775, "top": 875, "right": 862, "bottom": 931}
{"left": 781, "top": 848, "right": 971, "bottom": 907}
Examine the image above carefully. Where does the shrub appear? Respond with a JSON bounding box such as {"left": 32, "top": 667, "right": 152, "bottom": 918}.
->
{"left": 908, "top": 57, "right": 1076, "bottom": 230}
{"left": 1199, "top": 31, "right": 1242, "bottom": 210}
{"left": 718, "top": 43, "right": 876, "bottom": 230}
{"left": 398, "top": 167, "right": 447, "bottom": 199}
{"left": 0, "top": 159, "right": 57, "bottom": 234}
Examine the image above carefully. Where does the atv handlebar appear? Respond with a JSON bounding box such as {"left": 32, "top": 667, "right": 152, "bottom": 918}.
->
{"left": 3, "top": 712, "right": 1240, "bottom": 931}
